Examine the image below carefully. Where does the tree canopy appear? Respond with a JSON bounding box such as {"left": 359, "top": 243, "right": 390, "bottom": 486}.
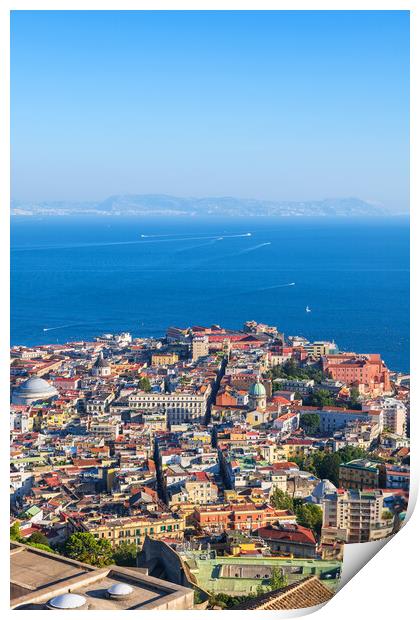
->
{"left": 270, "top": 359, "right": 324, "bottom": 383}
{"left": 305, "top": 389, "right": 335, "bottom": 408}
{"left": 300, "top": 413, "right": 321, "bottom": 434}
{"left": 295, "top": 503, "right": 323, "bottom": 536}
{"left": 271, "top": 488, "right": 294, "bottom": 511}
{"left": 269, "top": 567, "right": 288, "bottom": 590}
{"left": 138, "top": 377, "right": 152, "bottom": 392}
{"left": 64, "top": 532, "right": 113, "bottom": 567}
{"left": 112, "top": 541, "right": 137, "bottom": 566}
{"left": 297, "top": 446, "right": 371, "bottom": 486}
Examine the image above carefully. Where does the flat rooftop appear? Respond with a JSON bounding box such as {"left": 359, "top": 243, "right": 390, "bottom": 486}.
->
{"left": 10, "top": 543, "right": 95, "bottom": 598}
{"left": 11, "top": 542, "right": 193, "bottom": 610}
{"left": 181, "top": 553, "right": 341, "bottom": 596}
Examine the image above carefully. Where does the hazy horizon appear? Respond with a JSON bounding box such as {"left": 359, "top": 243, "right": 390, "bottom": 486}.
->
{"left": 11, "top": 10, "right": 409, "bottom": 212}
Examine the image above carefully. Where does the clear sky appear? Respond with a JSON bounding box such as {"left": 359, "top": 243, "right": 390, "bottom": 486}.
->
{"left": 11, "top": 10, "right": 409, "bottom": 212}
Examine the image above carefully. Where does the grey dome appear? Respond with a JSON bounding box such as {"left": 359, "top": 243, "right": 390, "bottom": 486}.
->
{"left": 95, "top": 352, "right": 110, "bottom": 368}
{"left": 312, "top": 479, "right": 337, "bottom": 501}
{"left": 47, "top": 593, "right": 87, "bottom": 609}
{"left": 12, "top": 376, "right": 58, "bottom": 405}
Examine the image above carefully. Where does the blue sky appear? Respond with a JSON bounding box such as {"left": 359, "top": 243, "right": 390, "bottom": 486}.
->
{"left": 11, "top": 10, "right": 409, "bottom": 211}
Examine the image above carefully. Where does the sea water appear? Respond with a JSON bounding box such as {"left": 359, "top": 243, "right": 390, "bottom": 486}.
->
{"left": 11, "top": 215, "right": 409, "bottom": 372}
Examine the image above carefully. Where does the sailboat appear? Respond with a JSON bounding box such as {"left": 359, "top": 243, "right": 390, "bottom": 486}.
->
{"left": 306, "top": 305, "right": 311, "bottom": 313}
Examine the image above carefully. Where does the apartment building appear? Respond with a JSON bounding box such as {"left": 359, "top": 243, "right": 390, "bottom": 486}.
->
{"left": 322, "top": 489, "right": 393, "bottom": 543}
{"left": 191, "top": 336, "right": 209, "bottom": 361}
{"left": 193, "top": 503, "right": 295, "bottom": 534}
{"left": 338, "top": 459, "right": 380, "bottom": 490}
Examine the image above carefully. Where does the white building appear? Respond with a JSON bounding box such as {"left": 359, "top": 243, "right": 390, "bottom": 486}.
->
{"left": 372, "top": 398, "right": 407, "bottom": 436}
{"left": 128, "top": 388, "right": 210, "bottom": 424}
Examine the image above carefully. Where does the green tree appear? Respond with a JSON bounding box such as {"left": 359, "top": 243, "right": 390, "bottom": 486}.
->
{"left": 348, "top": 388, "right": 362, "bottom": 410}
{"left": 382, "top": 510, "right": 393, "bottom": 521}
{"left": 112, "top": 541, "right": 137, "bottom": 566}
{"left": 337, "top": 446, "right": 370, "bottom": 463}
{"left": 138, "top": 377, "right": 152, "bottom": 392}
{"left": 10, "top": 523, "right": 22, "bottom": 541}
{"left": 64, "top": 532, "right": 113, "bottom": 567}
{"left": 303, "top": 446, "right": 371, "bottom": 487}
{"left": 295, "top": 503, "right": 323, "bottom": 537}
{"left": 308, "top": 389, "right": 335, "bottom": 408}
{"left": 270, "top": 359, "right": 324, "bottom": 384}
{"left": 28, "top": 531, "right": 49, "bottom": 546}
{"left": 271, "top": 488, "right": 294, "bottom": 511}
{"left": 300, "top": 413, "right": 321, "bottom": 434}
{"left": 314, "top": 452, "right": 341, "bottom": 486}
{"left": 269, "top": 567, "right": 288, "bottom": 591}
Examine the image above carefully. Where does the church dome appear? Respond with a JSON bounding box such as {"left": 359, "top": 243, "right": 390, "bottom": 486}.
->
{"left": 248, "top": 378, "right": 266, "bottom": 397}
{"left": 12, "top": 376, "right": 58, "bottom": 405}
{"left": 94, "top": 351, "right": 110, "bottom": 368}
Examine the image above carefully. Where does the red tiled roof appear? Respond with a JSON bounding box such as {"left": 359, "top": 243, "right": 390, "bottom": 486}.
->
{"left": 255, "top": 524, "right": 316, "bottom": 545}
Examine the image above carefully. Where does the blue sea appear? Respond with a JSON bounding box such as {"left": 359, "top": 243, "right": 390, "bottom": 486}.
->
{"left": 11, "top": 216, "right": 409, "bottom": 372}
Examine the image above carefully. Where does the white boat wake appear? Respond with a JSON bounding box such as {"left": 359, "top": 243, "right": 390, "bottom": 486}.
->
{"left": 259, "top": 282, "right": 296, "bottom": 291}
{"left": 238, "top": 242, "right": 271, "bottom": 255}
{"left": 43, "top": 323, "right": 80, "bottom": 332}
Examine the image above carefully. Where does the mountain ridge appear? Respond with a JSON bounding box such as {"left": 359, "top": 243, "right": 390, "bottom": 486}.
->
{"left": 11, "top": 194, "right": 389, "bottom": 217}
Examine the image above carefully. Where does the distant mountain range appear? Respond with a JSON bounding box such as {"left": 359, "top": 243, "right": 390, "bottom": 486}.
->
{"left": 11, "top": 195, "right": 388, "bottom": 217}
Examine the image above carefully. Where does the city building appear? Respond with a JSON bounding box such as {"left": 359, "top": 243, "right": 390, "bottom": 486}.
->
{"left": 338, "top": 459, "right": 381, "bottom": 490}
{"left": 322, "top": 489, "right": 394, "bottom": 543}
{"left": 151, "top": 352, "right": 179, "bottom": 367}
{"left": 253, "top": 523, "right": 317, "bottom": 558}
{"left": 128, "top": 388, "right": 210, "bottom": 424}
{"left": 191, "top": 336, "right": 209, "bottom": 361}
{"left": 321, "top": 353, "right": 391, "bottom": 396}
{"left": 70, "top": 513, "right": 185, "bottom": 547}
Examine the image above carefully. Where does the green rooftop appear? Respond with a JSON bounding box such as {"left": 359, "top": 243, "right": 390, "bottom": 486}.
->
{"left": 181, "top": 553, "right": 341, "bottom": 596}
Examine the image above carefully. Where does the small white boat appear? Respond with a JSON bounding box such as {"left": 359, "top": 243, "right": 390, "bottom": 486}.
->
{"left": 306, "top": 305, "right": 311, "bottom": 313}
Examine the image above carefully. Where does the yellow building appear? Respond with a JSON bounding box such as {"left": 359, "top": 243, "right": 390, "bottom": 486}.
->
{"left": 246, "top": 409, "right": 270, "bottom": 427}
{"left": 230, "top": 541, "right": 259, "bottom": 556}
{"left": 278, "top": 441, "right": 313, "bottom": 460}
{"left": 151, "top": 352, "right": 179, "bottom": 367}
{"left": 33, "top": 409, "right": 70, "bottom": 431}
{"left": 304, "top": 341, "right": 336, "bottom": 358}
{"left": 83, "top": 513, "right": 185, "bottom": 548}
{"left": 192, "top": 432, "right": 211, "bottom": 444}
